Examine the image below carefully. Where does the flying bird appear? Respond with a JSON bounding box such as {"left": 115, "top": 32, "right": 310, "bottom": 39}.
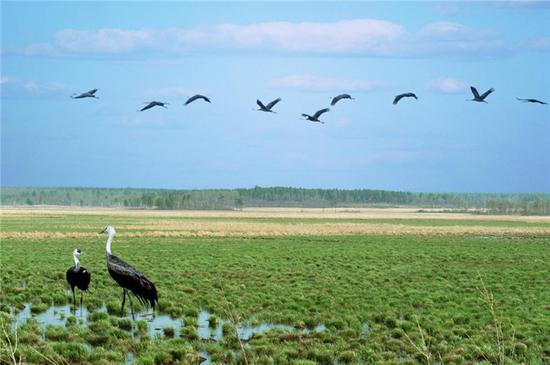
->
{"left": 301, "top": 108, "right": 330, "bottom": 124}
{"left": 71, "top": 89, "right": 98, "bottom": 99}
{"left": 468, "top": 86, "right": 494, "bottom": 103}
{"left": 66, "top": 249, "right": 91, "bottom": 311}
{"left": 393, "top": 93, "right": 417, "bottom": 105}
{"left": 516, "top": 97, "right": 547, "bottom": 105}
{"left": 256, "top": 98, "right": 282, "bottom": 113}
{"left": 185, "top": 94, "right": 211, "bottom": 105}
{"left": 331, "top": 94, "right": 354, "bottom": 106}
{"left": 139, "top": 101, "right": 168, "bottom": 112}
{"left": 101, "top": 226, "right": 158, "bottom": 319}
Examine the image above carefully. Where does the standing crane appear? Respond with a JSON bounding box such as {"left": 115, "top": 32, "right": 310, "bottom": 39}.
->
{"left": 393, "top": 93, "right": 417, "bottom": 105}
{"left": 66, "top": 249, "right": 91, "bottom": 311}
{"left": 100, "top": 226, "right": 158, "bottom": 319}
{"left": 467, "top": 86, "right": 494, "bottom": 103}
{"left": 516, "top": 97, "right": 547, "bottom": 105}
{"left": 185, "top": 94, "right": 211, "bottom": 105}
{"left": 71, "top": 89, "right": 99, "bottom": 99}
{"left": 256, "top": 98, "right": 282, "bottom": 113}
{"left": 301, "top": 108, "right": 330, "bottom": 124}
{"left": 331, "top": 94, "right": 354, "bottom": 106}
{"left": 139, "top": 101, "right": 168, "bottom": 112}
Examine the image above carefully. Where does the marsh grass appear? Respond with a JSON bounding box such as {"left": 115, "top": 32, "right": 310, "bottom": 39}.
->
{"left": 1, "top": 209, "right": 549, "bottom": 364}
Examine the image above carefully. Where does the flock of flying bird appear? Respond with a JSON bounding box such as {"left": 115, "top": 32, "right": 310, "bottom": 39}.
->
{"left": 71, "top": 87, "right": 547, "bottom": 125}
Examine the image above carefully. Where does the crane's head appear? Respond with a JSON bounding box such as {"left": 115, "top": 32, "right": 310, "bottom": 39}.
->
{"left": 72, "top": 248, "right": 85, "bottom": 257}
{"left": 100, "top": 226, "right": 116, "bottom": 235}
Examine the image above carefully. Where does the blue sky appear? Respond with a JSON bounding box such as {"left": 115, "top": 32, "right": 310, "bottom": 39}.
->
{"left": 1, "top": 1, "right": 549, "bottom": 192}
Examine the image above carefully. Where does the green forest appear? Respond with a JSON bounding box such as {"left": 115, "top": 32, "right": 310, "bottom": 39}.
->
{"left": 1, "top": 186, "right": 549, "bottom": 215}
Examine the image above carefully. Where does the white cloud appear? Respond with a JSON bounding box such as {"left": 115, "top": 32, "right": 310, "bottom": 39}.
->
{"left": 523, "top": 37, "right": 550, "bottom": 51}
{"left": 269, "top": 75, "right": 390, "bottom": 92}
{"left": 14, "top": 19, "right": 514, "bottom": 59}
{"left": 426, "top": 77, "right": 469, "bottom": 93}
{"left": 0, "top": 76, "right": 70, "bottom": 97}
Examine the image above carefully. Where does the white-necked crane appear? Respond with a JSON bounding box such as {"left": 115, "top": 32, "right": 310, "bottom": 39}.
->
{"left": 468, "top": 86, "right": 494, "bottom": 103}
{"left": 71, "top": 89, "right": 98, "bottom": 99}
{"left": 516, "top": 97, "right": 547, "bottom": 105}
{"left": 139, "top": 101, "right": 168, "bottom": 112}
{"left": 393, "top": 93, "right": 417, "bottom": 105}
{"left": 100, "top": 226, "right": 158, "bottom": 319}
{"left": 331, "top": 94, "right": 354, "bottom": 106}
{"left": 185, "top": 94, "right": 211, "bottom": 105}
{"left": 302, "top": 108, "right": 330, "bottom": 124}
{"left": 256, "top": 98, "right": 282, "bottom": 113}
{"left": 66, "top": 249, "right": 91, "bottom": 311}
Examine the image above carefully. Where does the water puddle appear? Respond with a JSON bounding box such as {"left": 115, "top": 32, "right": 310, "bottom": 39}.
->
{"left": 12, "top": 303, "right": 90, "bottom": 331}
{"left": 147, "top": 314, "right": 183, "bottom": 338}
{"left": 237, "top": 322, "right": 295, "bottom": 340}
{"left": 199, "top": 351, "right": 211, "bottom": 365}
{"left": 125, "top": 352, "right": 135, "bottom": 365}
{"left": 10, "top": 304, "right": 327, "bottom": 343}
{"left": 361, "top": 323, "right": 370, "bottom": 336}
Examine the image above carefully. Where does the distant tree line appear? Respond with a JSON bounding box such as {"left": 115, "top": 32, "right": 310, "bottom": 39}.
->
{"left": 1, "top": 186, "right": 549, "bottom": 215}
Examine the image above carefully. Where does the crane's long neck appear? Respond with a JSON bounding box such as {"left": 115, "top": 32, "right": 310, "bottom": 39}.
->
{"left": 73, "top": 254, "right": 80, "bottom": 270}
{"left": 106, "top": 233, "right": 115, "bottom": 255}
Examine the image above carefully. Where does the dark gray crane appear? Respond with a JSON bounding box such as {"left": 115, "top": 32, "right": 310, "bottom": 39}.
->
{"left": 100, "top": 226, "right": 158, "bottom": 320}
{"left": 331, "top": 94, "right": 354, "bottom": 106}
{"left": 393, "top": 93, "right": 417, "bottom": 105}
{"left": 256, "top": 98, "right": 282, "bottom": 113}
{"left": 468, "top": 86, "right": 494, "bottom": 103}
{"left": 71, "top": 89, "right": 98, "bottom": 99}
{"left": 66, "top": 249, "right": 91, "bottom": 311}
{"left": 185, "top": 94, "right": 211, "bottom": 105}
{"left": 516, "top": 97, "right": 547, "bottom": 105}
{"left": 302, "top": 108, "right": 330, "bottom": 124}
{"left": 139, "top": 101, "right": 168, "bottom": 112}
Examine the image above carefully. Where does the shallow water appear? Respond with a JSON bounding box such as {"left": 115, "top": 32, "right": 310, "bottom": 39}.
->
{"left": 124, "top": 352, "right": 135, "bottom": 365}
{"left": 147, "top": 314, "right": 183, "bottom": 338}
{"left": 11, "top": 304, "right": 327, "bottom": 342}
{"left": 237, "top": 322, "right": 295, "bottom": 340}
{"left": 199, "top": 350, "right": 212, "bottom": 365}
{"left": 12, "top": 303, "right": 90, "bottom": 331}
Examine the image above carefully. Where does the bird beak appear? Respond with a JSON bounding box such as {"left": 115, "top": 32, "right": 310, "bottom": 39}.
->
{"left": 99, "top": 228, "right": 106, "bottom": 234}
{"left": 80, "top": 252, "right": 86, "bottom": 256}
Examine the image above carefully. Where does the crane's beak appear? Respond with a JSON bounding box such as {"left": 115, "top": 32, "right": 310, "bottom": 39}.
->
{"left": 99, "top": 228, "right": 106, "bottom": 234}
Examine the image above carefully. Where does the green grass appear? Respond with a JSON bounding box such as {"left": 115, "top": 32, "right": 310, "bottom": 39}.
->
{"left": 1, "top": 212, "right": 549, "bottom": 364}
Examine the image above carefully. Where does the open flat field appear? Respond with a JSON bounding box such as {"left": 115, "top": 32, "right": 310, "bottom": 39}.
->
{"left": 1, "top": 207, "right": 549, "bottom": 365}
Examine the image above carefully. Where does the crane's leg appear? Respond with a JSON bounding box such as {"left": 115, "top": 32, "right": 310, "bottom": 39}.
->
{"left": 127, "top": 292, "right": 135, "bottom": 320}
{"left": 121, "top": 289, "right": 126, "bottom": 316}
{"left": 72, "top": 287, "right": 76, "bottom": 312}
{"left": 80, "top": 291, "right": 84, "bottom": 311}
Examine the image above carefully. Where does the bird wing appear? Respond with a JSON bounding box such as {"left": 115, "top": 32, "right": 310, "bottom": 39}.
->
{"left": 185, "top": 94, "right": 210, "bottom": 105}
{"left": 313, "top": 108, "right": 330, "bottom": 119}
{"left": 88, "top": 89, "right": 97, "bottom": 95}
{"left": 108, "top": 255, "right": 158, "bottom": 308}
{"left": 185, "top": 95, "right": 199, "bottom": 105}
{"left": 140, "top": 103, "right": 154, "bottom": 111}
{"left": 257, "top": 99, "right": 267, "bottom": 109}
{"left": 301, "top": 113, "right": 311, "bottom": 118}
{"left": 266, "top": 98, "right": 281, "bottom": 110}
{"left": 410, "top": 93, "right": 418, "bottom": 99}
{"left": 393, "top": 94, "right": 404, "bottom": 105}
{"left": 470, "top": 86, "right": 481, "bottom": 99}
{"left": 331, "top": 95, "right": 343, "bottom": 106}
{"left": 480, "top": 88, "right": 494, "bottom": 100}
